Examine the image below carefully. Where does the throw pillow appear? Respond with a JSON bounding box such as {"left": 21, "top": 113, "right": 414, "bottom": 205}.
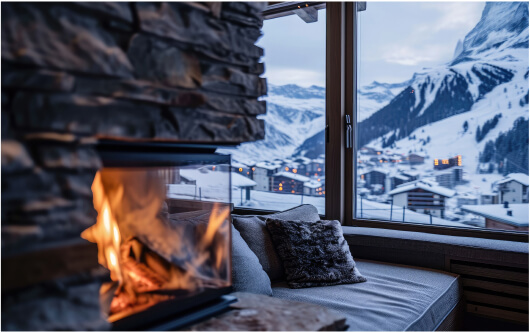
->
{"left": 231, "top": 225, "right": 273, "bottom": 296}
{"left": 265, "top": 218, "right": 367, "bottom": 289}
{"left": 232, "top": 204, "right": 320, "bottom": 281}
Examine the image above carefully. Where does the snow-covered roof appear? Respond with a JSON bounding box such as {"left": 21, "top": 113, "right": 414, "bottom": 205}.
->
{"left": 231, "top": 161, "right": 248, "bottom": 168}
{"left": 304, "top": 180, "right": 323, "bottom": 189}
{"left": 360, "top": 169, "right": 390, "bottom": 176}
{"left": 388, "top": 180, "right": 456, "bottom": 197}
{"left": 461, "top": 204, "right": 529, "bottom": 227}
{"left": 294, "top": 156, "right": 311, "bottom": 164}
{"left": 497, "top": 173, "right": 529, "bottom": 186}
{"left": 232, "top": 173, "right": 257, "bottom": 188}
{"left": 457, "top": 192, "right": 478, "bottom": 199}
{"left": 273, "top": 171, "right": 310, "bottom": 182}
{"left": 255, "top": 162, "right": 281, "bottom": 170}
{"left": 392, "top": 174, "right": 410, "bottom": 181}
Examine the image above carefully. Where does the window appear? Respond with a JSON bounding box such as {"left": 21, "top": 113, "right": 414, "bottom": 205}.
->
{"left": 354, "top": 2, "right": 529, "bottom": 233}
{"left": 218, "top": 4, "right": 327, "bottom": 214}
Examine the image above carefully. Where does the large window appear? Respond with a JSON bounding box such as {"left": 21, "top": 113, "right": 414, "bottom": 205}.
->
{"left": 355, "top": 2, "right": 529, "bottom": 233}
{"left": 218, "top": 5, "right": 327, "bottom": 214}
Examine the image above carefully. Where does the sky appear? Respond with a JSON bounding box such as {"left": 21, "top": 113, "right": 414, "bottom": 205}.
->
{"left": 258, "top": 2, "right": 486, "bottom": 88}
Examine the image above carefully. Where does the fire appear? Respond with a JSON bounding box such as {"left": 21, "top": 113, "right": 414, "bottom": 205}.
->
{"left": 82, "top": 169, "right": 231, "bottom": 322}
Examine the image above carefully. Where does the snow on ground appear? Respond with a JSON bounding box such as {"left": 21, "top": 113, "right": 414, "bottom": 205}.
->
{"left": 462, "top": 203, "right": 529, "bottom": 227}
{"left": 168, "top": 169, "right": 475, "bottom": 229}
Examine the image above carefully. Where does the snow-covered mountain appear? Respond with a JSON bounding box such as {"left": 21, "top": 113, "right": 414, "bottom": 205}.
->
{"left": 357, "top": 79, "right": 412, "bottom": 121}
{"left": 359, "top": 1, "right": 528, "bottom": 148}
{"left": 218, "top": 84, "right": 325, "bottom": 163}
{"left": 220, "top": 2, "right": 528, "bottom": 171}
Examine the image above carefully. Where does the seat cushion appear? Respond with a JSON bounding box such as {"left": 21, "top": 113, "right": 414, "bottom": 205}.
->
{"left": 271, "top": 260, "right": 462, "bottom": 331}
{"left": 231, "top": 225, "right": 272, "bottom": 296}
{"left": 232, "top": 204, "right": 320, "bottom": 281}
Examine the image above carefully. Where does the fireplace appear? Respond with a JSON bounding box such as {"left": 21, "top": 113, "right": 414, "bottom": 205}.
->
{"left": 88, "top": 142, "right": 235, "bottom": 330}
{"left": 1, "top": 2, "right": 266, "bottom": 330}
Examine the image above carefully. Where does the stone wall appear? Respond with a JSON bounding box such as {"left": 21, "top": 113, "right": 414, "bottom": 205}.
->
{"left": 1, "top": 2, "right": 266, "bottom": 329}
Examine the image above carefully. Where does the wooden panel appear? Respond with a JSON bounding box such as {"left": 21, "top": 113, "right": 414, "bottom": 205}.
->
{"left": 465, "top": 291, "right": 528, "bottom": 311}
{"left": 462, "top": 278, "right": 528, "bottom": 297}
{"left": 452, "top": 263, "right": 528, "bottom": 283}
{"left": 350, "top": 218, "right": 529, "bottom": 243}
{"left": 467, "top": 304, "right": 529, "bottom": 324}
{"left": 343, "top": 2, "right": 355, "bottom": 225}
{"left": 325, "top": 2, "right": 345, "bottom": 221}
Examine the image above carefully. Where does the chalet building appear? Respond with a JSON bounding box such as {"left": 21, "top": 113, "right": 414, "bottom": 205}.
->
{"left": 252, "top": 162, "right": 281, "bottom": 191}
{"left": 462, "top": 203, "right": 529, "bottom": 231}
{"left": 456, "top": 193, "right": 478, "bottom": 207}
{"left": 390, "top": 173, "right": 412, "bottom": 190}
{"left": 435, "top": 167, "right": 464, "bottom": 189}
{"left": 496, "top": 173, "right": 529, "bottom": 204}
{"left": 306, "top": 158, "right": 325, "bottom": 177}
{"left": 481, "top": 192, "right": 499, "bottom": 205}
{"left": 231, "top": 161, "right": 253, "bottom": 178}
{"left": 388, "top": 180, "right": 455, "bottom": 218}
{"left": 293, "top": 157, "right": 311, "bottom": 176}
{"left": 406, "top": 153, "right": 425, "bottom": 165}
{"left": 272, "top": 172, "right": 310, "bottom": 195}
{"left": 360, "top": 169, "right": 388, "bottom": 191}
{"left": 433, "top": 155, "right": 462, "bottom": 170}
{"left": 304, "top": 180, "right": 325, "bottom": 196}
{"left": 359, "top": 147, "right": 382, "bottom": 155}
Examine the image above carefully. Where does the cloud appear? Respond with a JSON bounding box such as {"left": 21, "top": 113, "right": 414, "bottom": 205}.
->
{"left": 421, "top": 2, "right": 484, "bottom": 33}
{"left": 382, "top": 45, "right": 449, "bottom": 66}
{"left": 264, "top": 68, "right": 325, "bottom": 87}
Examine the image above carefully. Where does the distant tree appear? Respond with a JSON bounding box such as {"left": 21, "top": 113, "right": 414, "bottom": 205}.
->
{"left": 478, "top": 117, "right": 529, "bottom": 175}
{"left": 463, "top": 121, "right": 469, "bottom": 132}
{"left": 476, "top": 114, "right": 502, "bottom": 142}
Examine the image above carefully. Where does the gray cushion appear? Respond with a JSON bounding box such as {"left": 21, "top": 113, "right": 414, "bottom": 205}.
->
{"left": 266, "top": 219, "right": 366, "bottom": 288}
{"left": 231, "top": 225, "right": 272, "bottom": 296}
{"left": 272, "top": 260, "right": 462, "bottom": 331}
{"left": 232, "top": 204, "right": 320, "bottom": 281}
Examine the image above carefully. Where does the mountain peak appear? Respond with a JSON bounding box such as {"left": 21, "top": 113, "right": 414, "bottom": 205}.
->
{"left": 452, "top": 2, "right": 529, "bottom": 65}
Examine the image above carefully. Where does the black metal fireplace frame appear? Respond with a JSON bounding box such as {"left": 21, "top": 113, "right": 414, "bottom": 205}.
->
{"left": 96, "top": 140, "right": 236, "bottom": 330}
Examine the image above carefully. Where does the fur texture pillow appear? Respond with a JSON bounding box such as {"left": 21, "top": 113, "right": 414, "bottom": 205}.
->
{"left": 266, "top": 218, "right": 367, "bottom": 289}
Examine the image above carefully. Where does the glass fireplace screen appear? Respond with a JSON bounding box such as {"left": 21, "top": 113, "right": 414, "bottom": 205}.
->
{"left": 81, "top": 147, "right": 232, "bottom": 325}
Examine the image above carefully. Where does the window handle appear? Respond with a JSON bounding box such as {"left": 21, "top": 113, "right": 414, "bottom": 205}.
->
{"left": 345, "top": 115, "right": 353, "bottom": 149}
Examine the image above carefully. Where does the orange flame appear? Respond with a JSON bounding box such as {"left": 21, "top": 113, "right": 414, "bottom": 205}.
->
{"left": 83, "top": 169, "right": 231, "bottom": 320}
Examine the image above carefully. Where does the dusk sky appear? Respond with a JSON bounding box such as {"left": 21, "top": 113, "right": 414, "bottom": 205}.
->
{"left": 258, "top": 2, "right": 485, "bottom": 88}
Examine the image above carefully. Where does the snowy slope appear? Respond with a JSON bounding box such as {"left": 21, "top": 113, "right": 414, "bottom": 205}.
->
{"left": 358, "top": 2, "right": 528, "bottom": 147}
{"left": 218, "top": 84, "right": 325, "bottom": 164}
{"left": 357, "top": 79, "right": 412, "bottom": 121}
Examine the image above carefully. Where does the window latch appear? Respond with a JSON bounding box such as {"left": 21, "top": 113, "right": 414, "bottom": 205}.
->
{"left": 345, "top": 115, "right": 353, "bottom": 149}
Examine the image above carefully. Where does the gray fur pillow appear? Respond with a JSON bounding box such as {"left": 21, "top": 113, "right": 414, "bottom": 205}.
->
{"left": 266, "top": 218, "right": 367, "bottom": 289}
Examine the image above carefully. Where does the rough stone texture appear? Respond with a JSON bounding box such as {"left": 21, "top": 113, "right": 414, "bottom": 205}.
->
{"left": 71, "top": 2, "right": 133, "bottom": 23}
{"left": 2, "top": 279, "right": 110, "bottom": 331}
{"left": 76, "top": 78, "right": 207, "bottom": 108}
{"left": 166, "top": 108, "right": 265, "bottom": 142}
{"left": 136, "top": 3, "right": 263, "bottom": 60}
{"left": 188, "top": 292, "right": 347, "bottom": 331}
{"left": 1, "top": 2, "right": 266, "bottom": 330}
{"left": 128, "top": 33, "right": 202, "bottom": 89}
{"left": 12, "top": 92, "right": 164, "bottom": 138}
{"left": 1, "top": 3, "right": 134, "bottom": 77}
{"left": 2, "top": 68, "right": 75, "bottom": 91}
{"left": 1, "top": 140, "right": 34, "bottom": 173}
